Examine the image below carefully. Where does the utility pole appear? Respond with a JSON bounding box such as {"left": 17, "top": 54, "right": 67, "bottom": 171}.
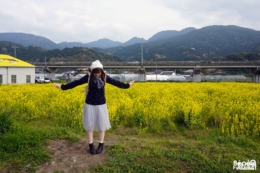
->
{"left": 156, "top": 63, "right": 157, "bottom": 82}
{"left": 138, "top": 38, "right": 146, "bottom": 82}
{"left": 141, "top": 38, "right": 143, "bottom": 68}
{"left": 44, "top": 57, "right": 47, "bottom": 78}
{"left": 12, "top": 46, "right": 18, "bottom": 57}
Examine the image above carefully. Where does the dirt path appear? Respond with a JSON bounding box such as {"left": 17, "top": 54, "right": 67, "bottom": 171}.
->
{"left": 36, "top": 135, "right": 121, "bottom": 173}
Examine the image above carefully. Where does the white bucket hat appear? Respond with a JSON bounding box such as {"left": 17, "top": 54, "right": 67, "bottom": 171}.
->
{"left": 90, "top": 60, "right": 103, "bottom": 70}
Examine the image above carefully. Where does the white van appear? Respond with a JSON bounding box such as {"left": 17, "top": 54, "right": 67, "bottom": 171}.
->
{"left": 35, "top": 76, "right": 45, "bottom": 83}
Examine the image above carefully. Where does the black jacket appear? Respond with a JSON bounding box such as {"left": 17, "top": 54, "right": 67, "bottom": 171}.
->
{"left": 61, "top": 74, "right": 130, "bottom": 105}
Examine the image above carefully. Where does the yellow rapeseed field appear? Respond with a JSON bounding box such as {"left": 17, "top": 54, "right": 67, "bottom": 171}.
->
{"left": 1, "top": 82, "right": 260, "bottom": 136}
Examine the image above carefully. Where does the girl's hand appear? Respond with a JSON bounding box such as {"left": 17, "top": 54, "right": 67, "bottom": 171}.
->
{"left": 54, "top": 83, "right": 61, "bottom": 89}
{"left": 129, "top": 81, "right": 135, "bottom": 86}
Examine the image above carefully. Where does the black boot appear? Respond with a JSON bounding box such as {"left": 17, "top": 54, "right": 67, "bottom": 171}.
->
{"left": 95, "top": 143, "right": 103, "bottom": 154}
{"left": 89, "top": 143, "right": 96, "bottom": 154}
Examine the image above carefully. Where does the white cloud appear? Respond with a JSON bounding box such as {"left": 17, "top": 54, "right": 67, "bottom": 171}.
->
{"left": 0, "top": 0, "right": 259, "bottom": 43}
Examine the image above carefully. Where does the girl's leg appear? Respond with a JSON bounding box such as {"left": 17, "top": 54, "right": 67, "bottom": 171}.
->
{"left": 87, "top": 130, "right": 94, "bottom": 143}
{"left": 96, "top": 131, "right": 105, "bottom": 154}
{"left": 98, "top": 131, "right": 105, "bottom": 143}
{"left": 87, "top": 131, "right": 95, "bottom": 154}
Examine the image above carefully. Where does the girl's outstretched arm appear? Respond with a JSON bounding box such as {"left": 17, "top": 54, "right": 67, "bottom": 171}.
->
{"left": 129, "top": 80, "right": 135, "bottom": 86}
{"left": 54, "top": 74, "right": 89, "bottom": 90}
{"left": 54, "top": 83, "right": 61, "bottom": 89}
{"left": 106, "top": 75, "right": 134, "bottom": 89}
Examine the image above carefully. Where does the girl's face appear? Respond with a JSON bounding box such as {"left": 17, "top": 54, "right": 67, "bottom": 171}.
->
{"left": 92, "top": 68, "right": 102, "bottom": 77}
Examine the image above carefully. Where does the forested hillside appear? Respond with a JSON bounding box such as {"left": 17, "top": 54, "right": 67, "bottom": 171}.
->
{"left": 0, "top": 41, "right": 120, "bottom": 62}
{"left": 1, "top": 25, "right": 260, "bottom": 62}
{"left": 102, "top": 25, "right": 260, "bottom": 61}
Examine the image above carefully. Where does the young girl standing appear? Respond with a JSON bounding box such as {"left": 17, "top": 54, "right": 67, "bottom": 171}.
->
{"left": 54, "top": 60, "right": 134, "bottom": 154}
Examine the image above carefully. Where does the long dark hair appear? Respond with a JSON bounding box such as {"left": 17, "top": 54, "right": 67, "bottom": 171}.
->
{"left": 89, "top": 68, "right": 106, "bottom": 84}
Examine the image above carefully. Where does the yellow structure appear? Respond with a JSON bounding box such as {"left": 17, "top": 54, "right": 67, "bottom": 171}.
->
{"left": 0, "top": 54, "right": 34, "bottom": 67}
{"left": 0, "top": 54, "right": 35, "bottom": 84}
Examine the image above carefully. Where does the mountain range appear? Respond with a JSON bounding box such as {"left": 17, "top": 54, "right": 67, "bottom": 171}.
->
{"left": 0, "top": 27, "right": 196, "bottom": 50}
{"left": 97, "top": 25, "right": 260, "bottom": 61}
{"left": 1, "top": 25, "right": 260, "bottom": 62}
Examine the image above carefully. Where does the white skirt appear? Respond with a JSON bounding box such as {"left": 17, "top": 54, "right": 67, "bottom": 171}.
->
{"left": 82, "top": 103, "right": 111, "bottom": 132}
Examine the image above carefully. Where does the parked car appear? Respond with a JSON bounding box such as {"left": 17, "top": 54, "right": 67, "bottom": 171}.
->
{"left": 35, "top": 76, "right": 45, "bottom": 83}
{"left": 44, "top": 77, "right": 52, "bottom": 83}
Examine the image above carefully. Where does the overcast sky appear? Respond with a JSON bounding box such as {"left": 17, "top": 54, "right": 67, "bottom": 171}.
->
{"left": 0, "top": 0, "right": 260, "bottom": 43}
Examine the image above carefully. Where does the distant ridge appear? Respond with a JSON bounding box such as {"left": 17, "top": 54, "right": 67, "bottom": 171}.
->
{"left": 0, "top": 33, "right": 58, "bottom": 50}
{"left": 147, "top": 27, "right": 196, "bottom": 42}
{"left": 1, "top": 25, "right": 260, "bottom": 62}
{"left": 0, "top": 27, "right": 195, "bottom": 50}
{"left": 101, "top": 25, "right": 260, "bottom": 61}
{"left": 120, "top": 37, "right": 145, "bottom": 47}
{"left": 84, "top": 38, "right": 122, "bottom": 48}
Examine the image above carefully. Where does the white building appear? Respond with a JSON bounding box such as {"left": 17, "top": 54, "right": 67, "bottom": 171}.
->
{"left": 0, "top": 54, "right": 35, "bottom": 84}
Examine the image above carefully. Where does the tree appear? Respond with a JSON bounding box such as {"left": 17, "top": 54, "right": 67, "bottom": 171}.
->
{"left": 1, "top": 47, "right": 7, "bottom": 54}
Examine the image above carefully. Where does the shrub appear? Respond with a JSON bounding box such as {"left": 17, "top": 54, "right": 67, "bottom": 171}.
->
{"left": 0, "top": 111, "right": 12, "bottom": 136}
